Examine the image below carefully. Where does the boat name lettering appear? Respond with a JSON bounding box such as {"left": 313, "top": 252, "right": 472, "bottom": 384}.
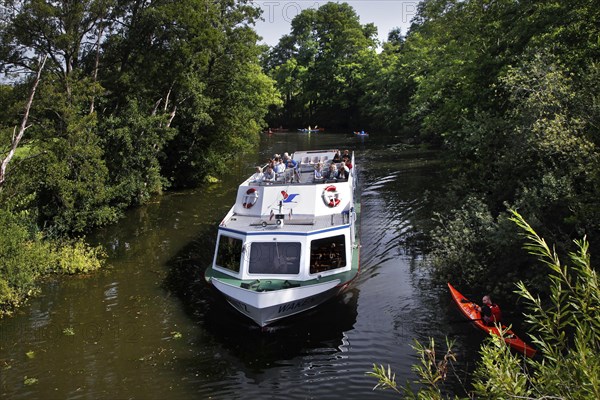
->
{"left": 229, "top": 298, "right": 249, "bottom": 312}
{"left": 278, "top": 297, "right": 315, "bottom": 314}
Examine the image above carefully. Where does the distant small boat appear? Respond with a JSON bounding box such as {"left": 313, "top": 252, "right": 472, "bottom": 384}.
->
{"left": 353, "top": 131, "right": 368, "bottom": 136}
{"left": 298, "top": 128, "right": 320, "bottom": 133}
{"left": 448, "top": 282, "right": 537, "bottom": 357}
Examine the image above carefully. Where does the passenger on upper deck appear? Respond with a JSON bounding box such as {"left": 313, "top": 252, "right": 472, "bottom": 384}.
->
{"left": 342, "top": 149, "right": 350, "bottom": 159}
{"left": 324, "top": 163, "right": 337, "bottom": 180}
{"left": 314, "top": 162, "right": 324, "bottom": 180}
{"left": 336, "top": 163, "right": 350, "bottom": 180}
{"left": 342, "top": 155, "right": 353, "bottom": 170}
{"left": 332, "top": 151, "right": 341, "bottom": 163}
{"left": 286, "top": 157, "right": 298, "bottom": 170}
{"left": 250, "top": 166, "right": 263, "bottom": 182}
{"left": 273, "top": 157, "right": 286, "bottom": 175}
{"left": 263, "top": 166, "right": 275, "bottom": 182}
{"left": 285, "top": 157, "right": 300, "bottom": 182}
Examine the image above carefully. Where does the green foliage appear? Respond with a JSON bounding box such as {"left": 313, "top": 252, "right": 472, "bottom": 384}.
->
{"left": 510, "top": 210, "right": 600, "bottom": 399}
{"left": 471, "top": 330, "right": 532, "bottom": 399}
{"left": 1, "top": 0, "right": 278, "bottom": 231}
{"left": 368, "top": 338, "right": 458, "bottom": 399}
{"left": 0, "top": 210, "right": 106, "bottom": 315}
{"left": 430, "top": 197, "right": 497, "bottom": 287}
{"left": 372, "top": 212, "right": 600, "bottom": 399}
{"left": 23, "top": 376, "right": 38, "bottom": 386}
{"left": 99, "top": 100, "right": 175, "bottom": 206}
{"left": 391, "top": 0, "right": 600, "bottom": 296}
{"left": 54, "top": 239, "right": 105, "bottom": 274}
{"left": 265, "top": 2, "right": 377, "bottom": 128}
{"left": 0, "top": 209, "right": 52, "bottom": 311}
{"left": 368, "top": 364, "right": 402, "bottom": 395}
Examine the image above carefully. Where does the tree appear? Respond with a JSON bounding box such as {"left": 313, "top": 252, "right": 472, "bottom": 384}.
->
{"left": 0, "top": 55, "right": 47, "bottom": 189}
{"left": 265, "top": 2, "right": 377, "bottom": 129}
{"left": 1, "top": 0, "right": 279, "bottom": 231}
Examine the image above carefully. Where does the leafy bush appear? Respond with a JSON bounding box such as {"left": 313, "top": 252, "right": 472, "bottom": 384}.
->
{"left": 429, "top": 196, "right": 498, "bottom": 288}
{"left": 0, "top": 210, "right": 106, "bottom": 315}
{"left": 0, "top": 210, "right": 51, "bottom": 312}
{"left": 54, "top": 239, "right": 105, "bottom": 274}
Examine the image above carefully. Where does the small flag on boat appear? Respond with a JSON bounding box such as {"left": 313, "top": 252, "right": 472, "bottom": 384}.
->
{"left": 270, "top": 209, "right": 274, "bottom": 220}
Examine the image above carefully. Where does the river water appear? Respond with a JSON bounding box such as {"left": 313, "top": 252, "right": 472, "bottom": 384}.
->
{"left": 1, "top": 132, "right": 487, "bottom": 399}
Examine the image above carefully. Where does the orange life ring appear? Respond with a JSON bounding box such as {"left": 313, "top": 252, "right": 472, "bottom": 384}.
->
{"left": 322, "top": 185, "right": 341, "bottom": 207}
{"left": 242, "top": 188, "right": 259, "bottom": 208}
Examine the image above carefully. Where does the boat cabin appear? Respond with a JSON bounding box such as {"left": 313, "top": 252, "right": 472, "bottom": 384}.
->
{"left": 211, "top": 150, "right": 356, "bottom": 284}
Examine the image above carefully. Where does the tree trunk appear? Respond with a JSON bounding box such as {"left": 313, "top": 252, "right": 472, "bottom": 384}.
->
{"left": 0, "top": 55, "right": 48, "bottom": 189}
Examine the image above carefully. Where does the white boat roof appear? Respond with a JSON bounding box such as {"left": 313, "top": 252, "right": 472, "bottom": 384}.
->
{"left": 219, "top": 149, "right": 355, "bottom": 236}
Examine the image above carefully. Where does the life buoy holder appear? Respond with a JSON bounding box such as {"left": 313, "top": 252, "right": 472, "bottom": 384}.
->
{"left": 242, "top": 188, "right": 259, "bottom": 208}
{"left": 322, "top": 185, "right": 341, "bottom": 207}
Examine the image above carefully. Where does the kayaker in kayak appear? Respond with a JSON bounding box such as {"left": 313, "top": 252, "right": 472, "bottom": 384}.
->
{"left": 476, "top": 295, "right": 502, "bottom": 326}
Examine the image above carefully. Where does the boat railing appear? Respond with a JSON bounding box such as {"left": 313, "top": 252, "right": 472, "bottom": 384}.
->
{"left": 246, "top": 152, "right": 354, "bottom": 186}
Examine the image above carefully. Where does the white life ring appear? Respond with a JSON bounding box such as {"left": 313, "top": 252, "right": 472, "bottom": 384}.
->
{"left": 242, "top": 188, "right": 259, "bottom": 208}
{"left": 322, "top": 185, "right": 341, "bottom": 207}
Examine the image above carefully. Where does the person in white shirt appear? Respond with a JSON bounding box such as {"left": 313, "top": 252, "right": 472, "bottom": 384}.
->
{"left": 314, "top": 162, "right": 324, "bottom": 180}
{"left": 263, "top": 166, "right": 275, "bottom": 182}
{"left": 273, "top": 157, "right": 286, "bottom": 175}
{"left": 250, "top": 166, "right": 263, "bottom": 182}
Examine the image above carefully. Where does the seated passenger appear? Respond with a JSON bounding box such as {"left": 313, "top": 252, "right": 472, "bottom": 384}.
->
{"left": 314, "top": 162, "right": 324, "bottom": 180}
{"left": 336, "top": 163, "right": 349, "bottom": 180}
{"left": 263, "top": 166, "right": 275, "bottom": 182}
{"left": 250, "top": 166, "right": 263, "bottom": 182}
{"left": 324, "top": 163, "right": 337, "bottom": 180}
{"left": 273, "top": 157, "right": 286, "bottom": 174}
{"left": 342, "top": 155, "right": 353, "bottom": 170}
{"left": 332, "top": 151, "right": 341, "bottom": 163}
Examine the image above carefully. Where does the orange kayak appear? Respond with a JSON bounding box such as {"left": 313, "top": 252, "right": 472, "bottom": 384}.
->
{"left": 448, "top": 282, "right": 537, "bottom": 358}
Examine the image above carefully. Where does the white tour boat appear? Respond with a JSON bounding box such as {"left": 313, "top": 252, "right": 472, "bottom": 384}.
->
{"left": 204, "top": 149, "right": 361, "bottom": 327}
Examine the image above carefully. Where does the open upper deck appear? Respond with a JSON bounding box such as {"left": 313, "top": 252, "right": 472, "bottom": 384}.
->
{"left": 243, "top": 149, "right": 350, "bottom": 186}
{"left": 222, "top": 150, "right": 356, "bottom": 231}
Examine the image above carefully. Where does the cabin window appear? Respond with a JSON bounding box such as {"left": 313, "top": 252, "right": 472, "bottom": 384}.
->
{"left": 216, "top": 235, "right": 243, "bottom": 273}
{"left": 310, "top": 235, "right": 346, "bottom": 274}
{"left": 249, "top": 242, "right": 301, "bottom": 275}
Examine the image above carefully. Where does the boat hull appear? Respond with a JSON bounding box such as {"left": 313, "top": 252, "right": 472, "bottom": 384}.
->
{"left": 447, "top": 282, "right": 536, "bottom": 357}
{"left": 211, "top": 278, "right": 345, "bottom": 327}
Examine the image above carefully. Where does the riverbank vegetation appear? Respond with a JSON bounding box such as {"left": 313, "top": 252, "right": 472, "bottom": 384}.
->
{"left": 263, "top": 0, "right": 600, "bottom": 300}
{"left": 0, "top": 0, "right": 279, "bottom": 314}
{"left": 370, "top": 211, "right": 600, "bottom": 399}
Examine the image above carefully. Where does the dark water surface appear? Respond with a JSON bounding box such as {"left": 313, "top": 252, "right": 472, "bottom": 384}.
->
{"left": 1, "top": 132, "right": 486, "bottom": 399}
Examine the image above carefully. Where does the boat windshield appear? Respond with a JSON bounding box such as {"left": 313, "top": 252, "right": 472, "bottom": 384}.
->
{"left": 216, "top": 235, "right": 243, "bottom": 273}
{"left": 249, "top": 242, "right": 301, "bottom": 275}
